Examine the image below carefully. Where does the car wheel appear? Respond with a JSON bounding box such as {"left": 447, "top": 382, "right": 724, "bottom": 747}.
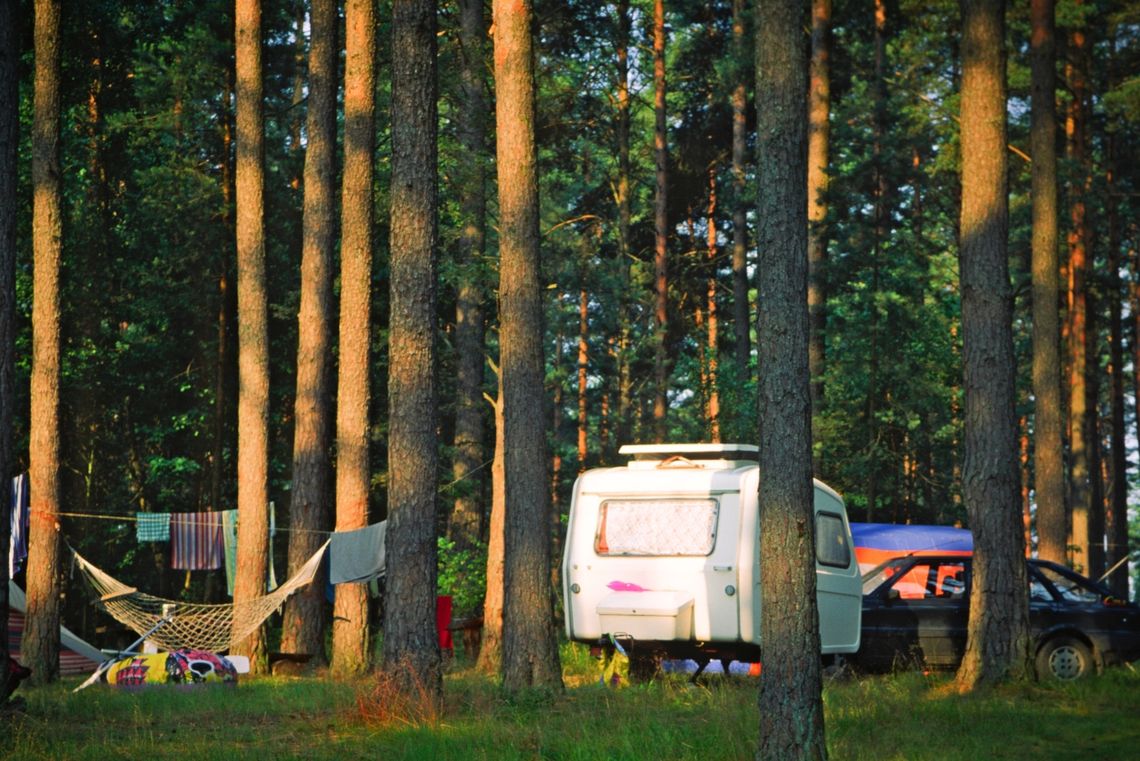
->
{"left": 1037, "top": 636, "right": 1093, "bottom": 681}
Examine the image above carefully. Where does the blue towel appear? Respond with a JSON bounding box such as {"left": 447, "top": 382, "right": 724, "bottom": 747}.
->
{"left": 136, "top": 512, "right": 171, "bottom": 543}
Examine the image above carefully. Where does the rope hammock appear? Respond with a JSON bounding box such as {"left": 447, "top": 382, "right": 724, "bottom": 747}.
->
{"left": 71, "top": 540, "right": 330, "bottom": 653}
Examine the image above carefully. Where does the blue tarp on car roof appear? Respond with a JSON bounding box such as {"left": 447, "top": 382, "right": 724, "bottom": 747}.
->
{"left": 850, "top": 522, "right": 974, "bottom": 553}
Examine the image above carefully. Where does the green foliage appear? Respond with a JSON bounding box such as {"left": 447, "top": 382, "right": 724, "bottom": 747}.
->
{"left": 436, "top": 537, "right": 487, "bottom": 621}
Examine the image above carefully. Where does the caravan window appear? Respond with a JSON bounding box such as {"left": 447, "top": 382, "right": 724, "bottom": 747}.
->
{"left": 815, "top": 512, "right": 851, "bottom": 568}
{"left": 594, "top": 499, "right": 718, "bottom": 556}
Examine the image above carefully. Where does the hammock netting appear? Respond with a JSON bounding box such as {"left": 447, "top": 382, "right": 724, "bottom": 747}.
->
{"left": 71, "top": 540, "right": 329, "bottom": 653}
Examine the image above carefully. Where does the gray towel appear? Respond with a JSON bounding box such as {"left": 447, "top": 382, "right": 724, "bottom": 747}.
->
{"left": 329, "top": 521, "right": 387, "bottom": 584}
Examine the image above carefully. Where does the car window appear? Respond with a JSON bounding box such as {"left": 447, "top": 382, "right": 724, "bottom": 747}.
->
{"left": 866, "top": 559, "right": 968, "bottom": 600}
{"left": 1028, "top": 575, "right": 1054, "bottom": 602}
{"left": 1035, "top": 565, "right": 1102, "bottom": 604}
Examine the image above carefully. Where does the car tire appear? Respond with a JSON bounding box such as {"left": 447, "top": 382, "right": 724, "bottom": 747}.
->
{"left": 1036, "top": 636, "right": 1093, "bottom": 681}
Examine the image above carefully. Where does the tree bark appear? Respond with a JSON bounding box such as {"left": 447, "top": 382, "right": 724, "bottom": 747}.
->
{"left": 332, "top": 0, "right": 376, "bottom": 679}
{"left": 1030, "top": 0, "right": 1065, "bottom": 564}
{"left": 24, "top": 0, "right": 63, "bottom": 686}
{"left": 1105, "top": 126, "right": 1128, "bottom": 597}
{"left": 448, "top": 0, "right": 490, "bottom": 551}
{"left": 731, "top": 0, "right": 750, "bottom": 379}
{"left": 706, "top": 165, "right": 721, "bottom": 442}
{"left": 493, "top": 0, "right": 563, "bottom": 693}
{"left": 383, "top": 0, "right": 442, "bottom": 704}
{"left": 955, "top": 0, "right": 1032, "bottom": 689}
{"left": 807, "top": 0, "right": 831, "bottom": 458}
{"left": 1065, "top": 9, "right": 1094, "bottom": 576}
{"left": 652, "top": 0, "right": 669, "bottom": 442}
{"left": 0, "top": 0, "right": 17, "bottom": 698}
{"left": 754, "top": 1, "right": 825, "bottom": 758}
{"left": 477, "top": 372, "right": 505, "bottom": 674}
{"left": 616, "top": 0, "right": 634, "bottom": 447}
{"left": 231, "top": 0, "right": 270, "bottom": 673}
{"left": 281, "top": 0, "right": 337, "bottom": 661}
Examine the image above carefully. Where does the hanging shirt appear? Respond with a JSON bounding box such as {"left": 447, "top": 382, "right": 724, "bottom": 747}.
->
{"left": 136, "top": 512, "right": 171, "bottom": 543}
{"left": 8, "top": 473, "right": 29, "bottom": 576}
{"left": 170, "top": 511, "right": 224, "bottom": 571}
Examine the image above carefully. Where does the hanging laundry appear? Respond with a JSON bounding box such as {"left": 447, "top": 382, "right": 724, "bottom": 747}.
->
{"left": 136, "top": 512, "right": 171, "bottom": 543}
{"left": 222, "top": 508, "right": 278, "bottom": 597}
{"left": 170, "top": 511, "right": 224, "bottom": 571}
{"left": 8, "top": 472, "right": 29, "bottom": 576}
{"left": 329, "top": 521, "right": 386, "bottom": 585}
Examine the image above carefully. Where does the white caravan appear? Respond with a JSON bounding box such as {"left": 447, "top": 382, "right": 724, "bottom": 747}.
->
{"left": 561, "top": 443, "right": 862, "bottom": 669}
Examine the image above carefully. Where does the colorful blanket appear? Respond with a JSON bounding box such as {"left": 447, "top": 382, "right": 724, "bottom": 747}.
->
{"left": 104, "top": 649, "right": 238, "bottom": 687}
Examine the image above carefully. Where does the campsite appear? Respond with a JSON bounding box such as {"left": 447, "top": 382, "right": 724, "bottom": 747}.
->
{"left": 3, "top": 0, "right": 1140, "bottom": 759}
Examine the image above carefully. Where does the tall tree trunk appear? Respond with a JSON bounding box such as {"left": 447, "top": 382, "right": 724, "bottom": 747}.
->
{"left": 493, "top": 0, "right": 564, "bottom": 693}
{"left": 754, "top": 1, "right": 824, "bottom": 758}
{"left": 0, "top": 0, "right": 17, "bottom": 699}
{"left": 477, "top": 371, "right": 504, "bottom": 674}
{"left": 615, "top": 0, "right": 634, "bottom": 448}
{"left": 383, "top": 0, "right": 442, "bottom": 703}
{"left": 281, "top": 0, "right": 337, "bottom": 661}
{"left": 332, "top": 0, "right": 376, "bottom": 679}
{"left": 1030, "top": 0, "right": 1065, "bottom": 564}
{"left": 578, "top": 280, "right": 589, "bottom": 471}
{"left": 1065, "top": 10, "right": 1093, "bottom": 575}
{"left": 1106, "top": 149, "right": 1127, "bottom": 595}
{"left": 24, "top": 0, "right": 63, "bottom": 686}
{"left": 652, "top": 0, "right": 669, "bottom": 442}
{"left": 706, "top": 165, "right": 721, "bottom": 442}
{"left": 955, "top": 0, "right": 1032, "bottom": 689}
{"left": 448, "top": 0, "right": 489, "bottom": 550}
{"left": 731, "top": 0, "right": 750, "bottom": 378}
{"left": 231, "top": 0, "right": 270, "bottom": 673}
{"left": 807, "top": 0, "right": 831, "bottom": 459}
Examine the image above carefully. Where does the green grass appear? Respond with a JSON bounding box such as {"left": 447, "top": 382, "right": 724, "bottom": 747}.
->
{"left": 3, "top": 647, "right": 1138, "bottom": 760}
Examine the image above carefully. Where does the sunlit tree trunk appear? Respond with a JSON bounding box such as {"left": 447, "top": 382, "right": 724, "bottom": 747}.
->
{"left": 494, "top": 0, "right": 563, "bottom": 693}
{"left": 652, "top": 0, "right": 669, "bottom": 442}
{"left": 24, "top": 0, "right": 63, "bottom": 686}
{"left": 615, "top": 0, "right": 634, "bottom": 448}
{"left": 332, "top": 0, "right": 376, "bottom": 678}
{"left": 281, "top": 0, "right": 337, "bottom": 661}
{"left": 383, "top": 0, "right": 442, "bottom": 704}
{"left": 955, "top": 0, "right": 1032, "bottom": 690}
{"left": 231, "top": 0, "right": 270, "bottom": 673}
{"left": 0, "top": 0, "right": 17, "bottom": 697}
{"left": 1030, "top": 0, "right": 1065, "bottom": 564}
{"left": 754, "top": 1, "right": 824, "bottom": 758}
{"left": 807, "top": 0, "right": 831, "bottom": 461}
{"left": 477, "top": 371, "right": 504, "bottom": 674}
{"left": 1065, "top": 8, "right": 1094, "bottom": 576}
{"left": 448, "top": 0, "right": 489, "bottom": 550}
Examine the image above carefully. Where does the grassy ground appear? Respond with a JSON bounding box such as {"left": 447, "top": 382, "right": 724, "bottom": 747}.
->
{"left": 3, "top": 645, "right": 1138, "bottom": 760}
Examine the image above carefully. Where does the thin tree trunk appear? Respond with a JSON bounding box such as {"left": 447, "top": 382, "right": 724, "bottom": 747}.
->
{"left": 493, "top": 0, "right": 563, "bottom": 693}
{"left": 1065, "top": 11, "right": 1093, "bottom": 575}
{"left": 24, "top": 0, "right": 63, "bottom": 686}
{"left": 383, "top": 0, "right": 442, "bottom": 704}
{"left": 477, "top": 372, "right": 504, "bottom": 674}
{"left": 616, "top": 0, "right": 633, "bottom": 448}
{"left": 754, "top": 0, "right": 824, "bottom": 757}
{"left": 731, "top": 0, "right": 750, "bottom": 378}
{"left": 0, "top": 0, "right": 18, "bottom": 698}
{"left": 652, "top": 0, "right": 668, "bottom": 442}
{"left": 231, "top": 0, "right": 270, "bottom": 673}
{"left": 281, "top": 0, "right": 337, "bottom": 661}
{"left": 706, "top": 165, "right": 721, "bottom": 442}
{"left": 448, "top": 0, "right": 489, "bottom": 550}
{"left": 1105, "top": 119, "right": 1128, "bottom": 597}
{"left": 807, "top": 0, "right": 831, "bottom": 455}
{"left": 1030, "top": 0, "right": 1065, "bottom": 564}
{"left": 332, "top": 0, "right": 376, "bottom": 679}
{"left": 955, "top": 0, "right": 1032, "bottom": 689}
{"left": 578, "top": 254, "right": 589, "bottom": 470}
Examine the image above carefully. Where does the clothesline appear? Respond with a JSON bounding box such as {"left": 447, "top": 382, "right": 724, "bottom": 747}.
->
{"left": 40, "top": 509, "right": 330, "bottom": 536}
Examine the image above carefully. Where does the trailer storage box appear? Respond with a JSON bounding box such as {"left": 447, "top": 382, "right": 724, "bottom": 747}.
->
{"left": 597, "top": 591, "right": 694, "bottom": 640}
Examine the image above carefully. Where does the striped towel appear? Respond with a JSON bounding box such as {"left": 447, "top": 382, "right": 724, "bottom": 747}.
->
{"left": 170, "top": 511, "right": 224, "bottom": 570}
{"left": 136, "top": 512, "right": 171, "bottom": 542}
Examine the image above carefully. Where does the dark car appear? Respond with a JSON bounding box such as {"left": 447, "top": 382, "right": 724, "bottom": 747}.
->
{"left": 854, "top": 554, "right": 1140, "bottom": 680}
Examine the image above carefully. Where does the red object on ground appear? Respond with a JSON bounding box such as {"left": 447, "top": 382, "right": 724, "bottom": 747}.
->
{"left": 437, "top": 595, "right": 453, "bottom": 652}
